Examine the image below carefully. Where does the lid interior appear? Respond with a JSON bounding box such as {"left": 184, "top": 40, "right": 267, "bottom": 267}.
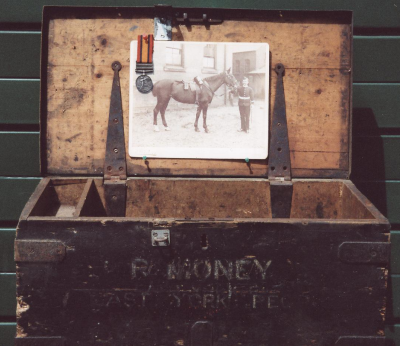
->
{"left": 41, "top": 7, "right": 352, "bottom": 178}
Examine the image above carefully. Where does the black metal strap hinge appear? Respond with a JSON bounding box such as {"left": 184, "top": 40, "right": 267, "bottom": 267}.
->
{"left": 154, "top": 5, "right": 223, "bottom": 39}
{"left": 104, "top": 61, "right": 127, "bottom": 217}
{"left": 15, "top": 240, "right": 66, "bottom": 263}
{"left": 268, "top": 63, "right": 293, "bottom": 218}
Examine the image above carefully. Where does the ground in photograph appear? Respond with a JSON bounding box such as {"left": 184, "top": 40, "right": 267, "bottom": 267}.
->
{"left": 131, "top": 100, "right": 267, "bottom": 151}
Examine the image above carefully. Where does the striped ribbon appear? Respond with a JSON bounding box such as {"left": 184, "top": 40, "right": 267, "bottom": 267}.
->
{"left": 137, "top": 35, "right": 154, "bottom": 64}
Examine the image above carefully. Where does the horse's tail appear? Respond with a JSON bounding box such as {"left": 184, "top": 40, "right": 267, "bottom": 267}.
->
{"left": 152, "top": 80, "right": 174, "bottom": 97}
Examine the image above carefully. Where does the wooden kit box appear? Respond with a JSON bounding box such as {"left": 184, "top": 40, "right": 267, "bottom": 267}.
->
{"left": 14, "top": 6, "right": 392, "bottom": 346}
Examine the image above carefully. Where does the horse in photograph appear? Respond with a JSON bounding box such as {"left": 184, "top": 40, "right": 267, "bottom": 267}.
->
{"left": 151, "top": 69, "right": 238, "bottom": 133}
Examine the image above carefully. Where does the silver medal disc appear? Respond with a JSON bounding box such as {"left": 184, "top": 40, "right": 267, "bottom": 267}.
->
{"left": 136, "top": 75, "right": 153, "bottom": 94}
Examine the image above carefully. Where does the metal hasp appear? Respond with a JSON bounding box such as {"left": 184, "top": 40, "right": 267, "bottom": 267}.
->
{"left": 268, "top": 63, "right": 293, "bottom": 218}
{"left": 15, "top": 240, "right": 66, "bottom": 263}
{"left": 103, "top": 61, "right": 127, "bottom": 217}
{"left": 152, "top": 229, "right": 170, "bottom": 246}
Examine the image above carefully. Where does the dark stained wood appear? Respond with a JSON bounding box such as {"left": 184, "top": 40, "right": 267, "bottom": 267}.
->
{"left": 28, "top": 179, "right": 87, "bottom": 218}
{"left": 15, "top": 218, "right": 389, "bottom": 344}
{"left": 20, "top": 178, "right": 51, "bottom": 220}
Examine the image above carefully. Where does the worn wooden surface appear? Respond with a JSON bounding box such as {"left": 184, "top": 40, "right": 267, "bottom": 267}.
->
{"left": 23, "top": 178, "right": 381, "bottom": 221}
{"left": 341, "top": 183, "right": 375, "bottom": 220}
{"left": 15, "top": 219, "right": 389, "bottom": 344}
{"left": 44, "top": 14, "right": 351, "bottom": 178}
{"left": 126, "top": 178, "right": 272, "bottom": 218}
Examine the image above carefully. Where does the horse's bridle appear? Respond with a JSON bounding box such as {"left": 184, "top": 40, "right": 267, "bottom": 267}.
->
{"left": 225, "top": 72, "right": 238, "bottom": 89}
{"left": 202, "top": 72, "right": 238, "bottom": 98}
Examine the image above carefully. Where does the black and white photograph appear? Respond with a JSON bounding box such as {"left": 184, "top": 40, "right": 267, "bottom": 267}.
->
{"left": 129, "top": 41, "right": 269, "bottom": 159}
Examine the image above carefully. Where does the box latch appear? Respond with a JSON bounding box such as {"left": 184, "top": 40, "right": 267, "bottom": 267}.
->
{"left": 268, "top": 63, "right": 293, "bottom": 218}
{"left": 103, "top": 61, "right": 127, "bottom": 217}
{"left": 338, "top": 242, "right": 390, "bottom": 264}
{"left": 15, "top": 240, "right": 66, "bottom": 263}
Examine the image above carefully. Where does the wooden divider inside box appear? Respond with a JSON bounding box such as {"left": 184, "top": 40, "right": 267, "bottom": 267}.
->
{"left": 28, "top": 179, "right": 374, "bottom": 220}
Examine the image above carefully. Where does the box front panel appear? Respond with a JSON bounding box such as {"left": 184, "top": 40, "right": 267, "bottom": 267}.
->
{"left": 16, "top": 220, "right": 388, "bottom": 345}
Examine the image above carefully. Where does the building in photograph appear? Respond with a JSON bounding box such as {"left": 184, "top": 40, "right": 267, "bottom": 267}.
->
{"left": 149, "top": 42, "right": 227, "bottom": 108}
{"left": 232, "top": 46, "right": 266, "bottom": 99}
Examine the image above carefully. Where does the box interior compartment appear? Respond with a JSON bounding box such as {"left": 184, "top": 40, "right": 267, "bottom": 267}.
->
{"left": 28, "top": 178, "right": 375, "bottom": 220}
{"left": 29, "top": 179, "right": 87, "bottom": 217}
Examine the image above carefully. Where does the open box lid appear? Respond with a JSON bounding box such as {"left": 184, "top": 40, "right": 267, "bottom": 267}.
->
{"left": 40, "top": 6, "right": 352, "bottom": 179}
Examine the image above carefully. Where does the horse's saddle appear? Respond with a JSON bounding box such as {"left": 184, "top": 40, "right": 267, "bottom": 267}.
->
{"left": 179, "top": 80, "right": 199, "bottom": 92}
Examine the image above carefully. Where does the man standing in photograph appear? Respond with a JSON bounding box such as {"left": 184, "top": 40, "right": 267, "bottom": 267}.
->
{"left": 237, "top": 77, "right": 254, "bottom": 133}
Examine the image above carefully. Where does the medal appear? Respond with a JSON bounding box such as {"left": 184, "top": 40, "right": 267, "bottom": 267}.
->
{"left": 136, "top": 34, "right": 154, "bottom": 94}
{"left": 136, "top": 74, "right": 153, "bottom": 94}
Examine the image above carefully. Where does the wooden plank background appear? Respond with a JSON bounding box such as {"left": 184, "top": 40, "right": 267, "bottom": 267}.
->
{"left": 1, "top": 1, "right": 400, "bottom": 343}
{"left": 44, "top": 17, "right": 351, "bottom": 178}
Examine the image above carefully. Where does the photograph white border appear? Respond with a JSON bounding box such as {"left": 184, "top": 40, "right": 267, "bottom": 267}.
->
{"left": 129, "top": 41, "right": 269, "bottom": 160}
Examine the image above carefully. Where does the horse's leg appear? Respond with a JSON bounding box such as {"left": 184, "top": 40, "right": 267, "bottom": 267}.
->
{"left": 160, "top": 97, "right": 171, "bottom": 131}
{"left": 202, "top": 105, "right": 209, "bottom": 133}
{"left": 194, "top": 106, "right": 202, "bottom": 132}
{"left": 153, "top": 102, "right": 161, "bottom": 132}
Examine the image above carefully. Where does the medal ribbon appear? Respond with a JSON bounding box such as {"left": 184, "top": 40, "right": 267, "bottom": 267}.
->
{"left": 137, "top": 35, "right": 154, "bottom": 64}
